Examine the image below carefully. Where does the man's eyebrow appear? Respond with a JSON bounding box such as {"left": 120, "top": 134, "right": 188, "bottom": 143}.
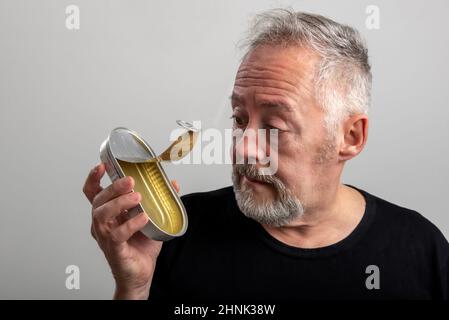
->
{"left": 229, "top": 93, "right": 293, "bottom": 112}
{"left": 259, "top": 101, "right": 293, "bottom": 112}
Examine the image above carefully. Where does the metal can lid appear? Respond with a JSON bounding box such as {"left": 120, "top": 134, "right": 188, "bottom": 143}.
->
{"left": 109, "top": 127, "right": 154, "bottom": 163}
{"left": 176, "top": 120, "right": 200, "bottom": 132}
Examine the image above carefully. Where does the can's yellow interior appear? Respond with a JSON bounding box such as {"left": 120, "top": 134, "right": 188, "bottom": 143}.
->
{"left": 117, "top": 159, "right": 184, "bottom": 234}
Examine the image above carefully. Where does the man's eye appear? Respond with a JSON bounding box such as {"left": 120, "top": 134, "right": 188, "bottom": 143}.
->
{"left": 265, "top": 124, "right": 278, "bottom": 130}
{"left": 264, "top": 123, "right": 284, "bottom": 132}
{"left": 230, "top": 115, "right": 246, "bottom": 126}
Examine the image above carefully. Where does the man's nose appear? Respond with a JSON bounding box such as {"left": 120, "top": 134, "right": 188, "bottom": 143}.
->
{"left": 233, "top": 125, "right": 268, "bottom": 165}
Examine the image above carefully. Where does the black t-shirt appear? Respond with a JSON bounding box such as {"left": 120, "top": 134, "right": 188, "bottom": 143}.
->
{"left": 149, "top": 185, "right": 449, "bottom": 300}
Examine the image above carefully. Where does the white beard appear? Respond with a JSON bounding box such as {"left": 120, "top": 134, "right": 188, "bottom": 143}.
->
{"left": 232, "top": 164, "right": 304, "bottom": 227}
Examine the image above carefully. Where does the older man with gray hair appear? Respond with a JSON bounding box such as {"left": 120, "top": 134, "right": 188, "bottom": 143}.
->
{"left": 83, "top": 9, "right": 449, "bottom": 300}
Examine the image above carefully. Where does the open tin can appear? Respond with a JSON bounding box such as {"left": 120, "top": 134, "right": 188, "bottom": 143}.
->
{"left": 99, "top": 127, "right": 189, "bottom": 241}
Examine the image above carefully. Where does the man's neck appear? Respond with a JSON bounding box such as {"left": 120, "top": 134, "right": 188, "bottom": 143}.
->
{"left": 261, "top": 184, "right": 366, "bottom": 249}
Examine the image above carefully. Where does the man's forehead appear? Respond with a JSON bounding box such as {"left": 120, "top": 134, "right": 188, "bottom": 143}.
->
{"left": 238, "top": 44, "right": 319, "bottom": 75}
{"left": 233, "top": 45, "right": 318, "bottom": 102}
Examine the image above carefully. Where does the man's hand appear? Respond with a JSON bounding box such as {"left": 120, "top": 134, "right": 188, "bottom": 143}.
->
{"left": 83, "top": 163, "right": 180, "bottom": 300}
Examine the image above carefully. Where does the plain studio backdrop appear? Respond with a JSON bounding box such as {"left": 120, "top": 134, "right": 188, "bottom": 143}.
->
{"left": 0, "top": 0, "right": 448, "bottom": 299}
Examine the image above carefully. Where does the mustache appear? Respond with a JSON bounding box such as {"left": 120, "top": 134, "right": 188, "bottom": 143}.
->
{"left": 233, "top": 164, "right": 280, "bottom": 185}
{"left": 233, "top": 164, "right": 295, "bottom": 205}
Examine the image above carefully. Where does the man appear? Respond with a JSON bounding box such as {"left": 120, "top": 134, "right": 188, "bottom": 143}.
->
{"left": 83, "top": 9, "right": 449, "bottom": 300}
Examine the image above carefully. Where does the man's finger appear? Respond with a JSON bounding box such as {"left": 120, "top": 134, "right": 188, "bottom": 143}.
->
{"left": 110, "top": 212, "right": 149, "bottom": 243}
{"left": 92, "top": 176, "right": 134, "bottom": 209}
{"left": 83, "top": 163, "right": 105, "bottom": 203}
{"left": 93, "top": 192, "right": 141, "bottom": 224}
{"left": 171, "top": 180, "right": 180, "bottom": 193}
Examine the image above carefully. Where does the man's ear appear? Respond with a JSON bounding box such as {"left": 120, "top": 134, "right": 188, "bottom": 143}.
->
{"left": 338, "top": 114, "right": 369, "bottom": 161}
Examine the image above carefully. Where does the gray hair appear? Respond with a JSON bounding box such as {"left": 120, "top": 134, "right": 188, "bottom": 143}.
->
{"left": 239, "top": 9, "right": 372, "bottom": 136}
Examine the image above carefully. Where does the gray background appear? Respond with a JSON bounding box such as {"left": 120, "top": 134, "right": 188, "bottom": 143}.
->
{"left": 0, "top": 0, "right": 448, "bottom": 299}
